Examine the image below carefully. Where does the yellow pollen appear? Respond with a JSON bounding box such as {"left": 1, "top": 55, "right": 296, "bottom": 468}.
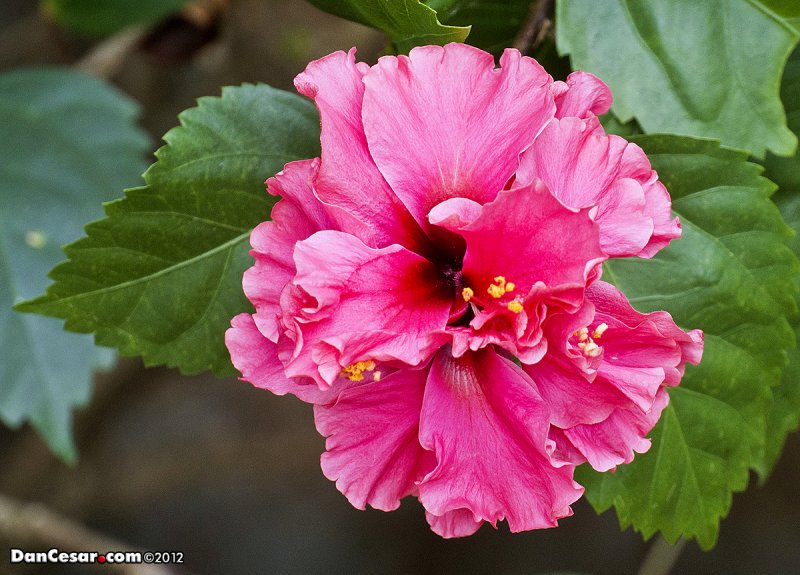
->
{"left": 583, "top": 342, "right": 600, "bottom": 357}
{"left": 583, "top": 342, "right": 598, "bottom": 352}
{"left": 341, "top": 360, "right": 377, "bottom": 381}
{"left": 507, "top": 300, "right": 523, "bottom": 314}
{"left": 505, "top": 282, "right": 515, "bottom": 293}
{"left": 487, "top": 276, "right": 508, "bottom": 299}
{"left": 573, "top": 325, "right": 603, "bottom": 357}
{"left": 462, "top": 287, "right": 474, "bottom": 302}
{"left": 592, "top": 323, "right": 609, "bottom": 339}
{"left": 487, "top": 285, "right": 504, "bottom": 298}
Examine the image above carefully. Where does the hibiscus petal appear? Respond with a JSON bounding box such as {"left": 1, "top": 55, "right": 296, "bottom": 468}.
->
{"left": 417, "top": 348, "right": 583, "bottom": 534}
{"left": 427, "top": 197, "right": 483, "bottom": 232}
{"left": 226, "top": 313, "right": 339, "bottom": 404}
{"left": 529, "top": 280, "right": 702, "bottom": 430}
{"left": 619, "top": 143, "right": 683, "bottom": 258}
{"left": 433, "top": 182, "right": 603, "bottom": 361}
{"left": 315, "top": 367, "right": 433, "bottom": 511}
{"left": 362, "top": 44, "right": 555, "bottom": 230}
{"left": 246, "top": 159, "right": 329, "bottom": 342}
{"left": 596, "top": 362, "right": 667, "bottom": 412}
{"left": 446, "top": 284, "right": 550, "bottom": 364}
{"left": 587, "top": 281, "right": 704, "bottom": 385}
{"left": 552, "top": 71, "right": 613, "bottom": 119}
{"left": 294, "top": 48, "right": 428, "bottom": 253}
{"left": 457, "top": 181, "right": 605, "bottom": 299}
{"left": 526, "top": 353, "right": 634, "bottom": 429}
{"left": 516, "top": 117, "right": 662, "bottom": 258}
{"left": 560, "top": 387, "right": 671, "bottom": 472}
{"left": 537, "top": 282, "right": 701, "bottom": 469}
{"left": 282, "top": 230, "right": 452, "bottom": 387}
{"left": 265, "top": 157, "right": 332, "bottom": 230}
{"left": 425, "top": 509, "right": 483, "bottom": 538}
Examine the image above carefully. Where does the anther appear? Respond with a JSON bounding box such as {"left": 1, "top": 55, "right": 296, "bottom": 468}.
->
{"left": 487, "top": 285, "right": 504, "bottom": 298}
{"left": 487, "top": 276, "right": 509, "bottom": 299}
{"left": 507, "top": 300, "right": 523, "bottom": 314}
{"left": 341, "top": 360, "right": 377, "bottom": 381}
{"left": 583, "top": 342, "right": 600, "bottom": 356}
{"left": 592, "top": 323, "right": 608, "bottom": 339}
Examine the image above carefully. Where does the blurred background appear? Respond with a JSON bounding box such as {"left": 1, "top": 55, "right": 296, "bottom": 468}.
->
{"left": 1, "top": 1, "right": 798, "bottom": 573}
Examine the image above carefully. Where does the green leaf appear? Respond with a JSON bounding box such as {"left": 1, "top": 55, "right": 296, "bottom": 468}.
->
{"left": 768, "top": 191, "right": 800, "bottom": 477}
{"left": 759, "top": 0, "right": 800, "bottom": 32}
{"left": 425, "top": 0, "right": 529, "bottom": 54}
{"left": 0, "top": 69, "right": 149, "bottom": 461}
{"left": 765, "top": 47, "right": 800, "bottom": 193}
{"left": 556, "top": 0, "right": 800, "bottom": 158}
{"left": 600, "top": 114, "right": 642, "bottom": 138}
{"left": 577, "top": 135, "right": 799, "bottom": 549}
{"left": 305, "top": 0, "right": 470, "bottom": 53}
{"left": 17, "top": 84, "right": 321, "bottom": 376}
{"left": 761, "top": 46, "right": 800, "bottom": 477}
{"left": 43, "top": 0, "right": 191, "bottom": 37}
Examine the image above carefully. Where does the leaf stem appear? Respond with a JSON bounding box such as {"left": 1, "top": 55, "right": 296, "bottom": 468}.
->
{"left": 637, "top": 536, "right": 688, "bottom": 575}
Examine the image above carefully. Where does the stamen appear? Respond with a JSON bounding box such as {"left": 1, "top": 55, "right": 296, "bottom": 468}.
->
{"left": 572, "top": 326, "right": 604, "bottom": 358}
{"left": 507, "top": 300, "right": 523, "bottom": 314}
{"left": 470, "top": 275, "right": 520, "bottom": 307}
{"left": 592, "top": 323, "right": 608, "bottom": 339}
{"left": 341, "top": 360, "right": 377, "bottom": 381}
{"left": 583, "top": 342, "right": 599, "bottom": 356}
{"left": 487, "top": 276, "right": 508, "bottom": 299}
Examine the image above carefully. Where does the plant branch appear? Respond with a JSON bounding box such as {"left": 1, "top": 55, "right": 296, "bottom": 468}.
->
{"left": 75, "top": 0, "right": 229, "bottom": 76}
{"left": 512, "top": 0, "right": 554, "bottom": 54}
{"left": 76, "top": 25, "right": 147, "bottom": 78}
{"left": 636, "top": 535, "right": 688, "bottom": 575}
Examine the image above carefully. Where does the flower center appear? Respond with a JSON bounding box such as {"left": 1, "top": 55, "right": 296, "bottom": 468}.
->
{"left": 341, "top": 360, "right": 381, "bottom": 381}
{"left": 570, "top": 323, "right": 608, "bottom": 358}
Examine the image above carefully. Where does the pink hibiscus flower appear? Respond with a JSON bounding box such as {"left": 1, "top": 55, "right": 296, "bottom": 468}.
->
{"left": 226, "top": 43, "right": 703, "bottom": 538}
